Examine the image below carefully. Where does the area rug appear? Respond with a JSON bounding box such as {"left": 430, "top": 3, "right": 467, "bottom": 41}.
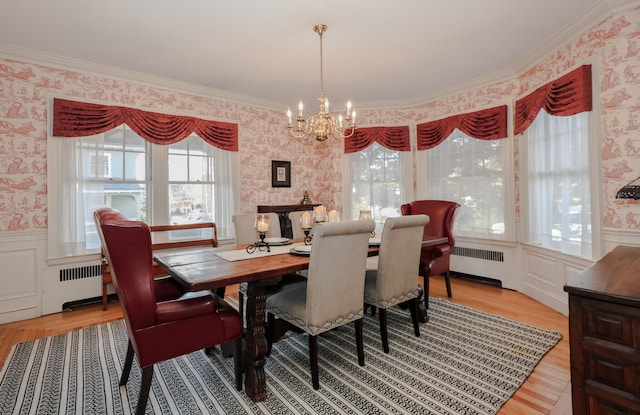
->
{"left": 0, "top": 298, "right": 562, "bottom": 415}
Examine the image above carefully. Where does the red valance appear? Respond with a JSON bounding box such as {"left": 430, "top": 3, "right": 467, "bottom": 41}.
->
{"left": 514, "top": 65, "right": 592, "bottom": 135}
{"left": 52, "top": 98, "right": 238, "bottom": 151}
{"left": 416, "top": 105, "right": 507, "bottom": 150}
{"left": 344, "top": 126, "right": 410, "bottom": 153}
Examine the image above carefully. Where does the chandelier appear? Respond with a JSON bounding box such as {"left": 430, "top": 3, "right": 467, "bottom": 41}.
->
{"left": 286, "top": 24, "right": 357, "bottom": 142}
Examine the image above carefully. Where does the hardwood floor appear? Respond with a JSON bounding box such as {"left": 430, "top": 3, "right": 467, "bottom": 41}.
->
{"left": 0, "top": 276, "right": 571, "bottom": 414}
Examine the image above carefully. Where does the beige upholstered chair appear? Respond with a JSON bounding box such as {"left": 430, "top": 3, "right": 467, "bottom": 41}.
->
{"left": 232, "top": 212, "right": 304, "bottom": 324}
{"left": 232, "top": 212, "right": 281, "bottom": 244}
{"left": 364, "top": 215, "right": 429, "bottom": 353}
{"left": 266, "top": 219, "right": 375, "bottom": 390}
{"left": 288, "top": 210, "right": 313, "bottom": 240}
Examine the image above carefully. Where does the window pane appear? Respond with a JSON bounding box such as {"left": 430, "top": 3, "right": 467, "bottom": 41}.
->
{"left": 524, "top": 111, "right": 591, "bottom": 258}
{"left": 348, "top": 142, "right": 404, "bottom": 224}
{"left": 422, "top": 129, "right": 506, "bottom": 238}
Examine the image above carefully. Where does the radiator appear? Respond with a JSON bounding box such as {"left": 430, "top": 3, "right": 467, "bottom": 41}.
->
{"left": 450, "top": 244, "right": 517, "bottom": 290}
{"left": 42, "top": 260, "right": 105, "bottom": 314}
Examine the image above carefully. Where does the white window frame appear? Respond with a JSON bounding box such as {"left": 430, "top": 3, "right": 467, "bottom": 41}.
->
{"left": 415, "top": 128, "right": 516, "bottom": 241}
{"left": 47, "top": 125, "right": 239, "bottom": 260}
{"left": 520, "top": 110, "right": 601, "bottom": 259}
{"left": 342, "top": 141, "right": 413, "bottom": 230}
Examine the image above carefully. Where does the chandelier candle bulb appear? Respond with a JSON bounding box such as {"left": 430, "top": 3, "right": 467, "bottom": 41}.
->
{"left": 328, "top": 209, "right": 338, "bottom": 222}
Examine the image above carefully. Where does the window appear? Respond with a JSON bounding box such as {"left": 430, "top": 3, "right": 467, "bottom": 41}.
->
{"left": 48, "top": 125, "right": 237, "bottom": 258}
{"left": 522, "top": 110, "right": 593, "bottom": 258}
{"left": 344, "top": 142, "right": 412, "bottom": 228}
{"left": 418, "top": 129, "right": 511, "bottom": 239}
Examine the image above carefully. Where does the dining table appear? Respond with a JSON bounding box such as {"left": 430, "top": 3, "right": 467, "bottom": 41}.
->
{"left": 153, "top": 235, "right": 447, "bottom": 402}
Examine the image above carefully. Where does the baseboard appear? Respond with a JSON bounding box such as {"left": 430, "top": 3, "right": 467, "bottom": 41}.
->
{"left": 450, "top": 271, "right": 503, "bottom": 288}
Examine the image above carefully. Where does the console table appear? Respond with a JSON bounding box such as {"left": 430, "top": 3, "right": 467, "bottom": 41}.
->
{"left": 257, "top": 204, "right": 318, "bottom": 239}
{"left": 564, "top": 245, "right": 640, "bottom": 414}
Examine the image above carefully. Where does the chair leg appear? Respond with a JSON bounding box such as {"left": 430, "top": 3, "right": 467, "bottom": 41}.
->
{"left": 309, "top": 334, "right": 319, "bottom": 390}
{"left": 102, "top": 281, "right": 108, "bottom": 311}
{"left": 378, "top": 308, "right": 389, "bottom": 354}
{"left": 238, "top": 292, "right": 245, "bottom": 324}
{"left": 444, "top": 271, "right": 453, "bottom": 298}
{"left": 135, "top": 365, "right": 154, "bottom": 415}
{"left": 355, "top": 318, "right": 365, "bottom": 366}
{"left": 423, "top": 275, "right": 431, "bottom": 309}
{"left": 409, "top": 298, "right": 420, "bottom": 337}
{"left": 120, "top": 340, "right": 135, "bottom": 386}
{"left": 234, "top": 337, "right": 243, "bottom": 391}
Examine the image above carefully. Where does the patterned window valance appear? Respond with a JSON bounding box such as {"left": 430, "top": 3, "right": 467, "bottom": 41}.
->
{"left": 52, "top": 98, "right": 238, "bottom": 151}
{"left": 514, "top": 65, "right": 592, "bottom": 135}
{"left": 344, "top": 126, "right": 410, "bottom": 153}
{"left": 416, "top": 105, "right": 508, "bottom": 150}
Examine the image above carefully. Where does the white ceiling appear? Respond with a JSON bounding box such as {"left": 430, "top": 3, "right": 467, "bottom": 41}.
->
{"left": 0, "top": 0, "right": 611, "bottom": 110}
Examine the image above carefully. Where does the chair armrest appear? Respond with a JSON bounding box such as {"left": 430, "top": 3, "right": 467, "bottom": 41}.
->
{"left": 422, "top": 244, "right": 450, "bottom": 260}
{"left": 154, "top": 276, "right": 186, "bottom": 302}
{"left": 155, "top": 294, "right": 216, "bottom": 323}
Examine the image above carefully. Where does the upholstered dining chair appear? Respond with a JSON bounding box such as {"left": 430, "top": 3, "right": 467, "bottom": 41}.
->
{"left": 232, "top": 212, "right": 281, "bottom": 244}
{"left": 400, "top": 200, "right": 460, "bottom": 308}
{"left": 266, "top": 219, "right": 375, "bottom": 390}
{"left": 232, "top": 212, "right": 305, "bottom": 325}
{"left": 288, "top": 210, "right": 313, "bottom": 240}
{"left": 364, "top": 215, "right": 429, "bottom": 353}
{"left": 94, "top": 208, "right": 243, "bottom": 415}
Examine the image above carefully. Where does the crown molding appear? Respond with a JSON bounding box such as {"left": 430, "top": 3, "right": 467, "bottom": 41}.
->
{"left": 0, "top": 43, "right": 283, "bottom": 111}
{"left": 513, "top": 0, "right": 640, "bottom": 74}
{"left": 2, "top": 0, "right": 637, "bottom": 113}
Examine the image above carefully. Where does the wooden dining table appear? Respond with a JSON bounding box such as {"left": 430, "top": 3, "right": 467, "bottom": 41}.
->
{"left": 153, "top": 236, "right": 446, "bottom": 402}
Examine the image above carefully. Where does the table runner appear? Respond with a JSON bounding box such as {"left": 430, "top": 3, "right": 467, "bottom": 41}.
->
{"left": 215, "top": 241, "right": 307, "bottom": 261}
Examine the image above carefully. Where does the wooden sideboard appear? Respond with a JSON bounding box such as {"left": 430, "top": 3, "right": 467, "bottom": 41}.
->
{"left": 257, "top": 204, "right": 318, "bottom": 239}
{"left": 564, "top": 245, "right": 640, "bottom": 414}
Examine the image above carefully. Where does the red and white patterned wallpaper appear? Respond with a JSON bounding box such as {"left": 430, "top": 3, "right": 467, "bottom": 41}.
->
{"left": 1, "top": 6, "right": 639, "bottom": 233}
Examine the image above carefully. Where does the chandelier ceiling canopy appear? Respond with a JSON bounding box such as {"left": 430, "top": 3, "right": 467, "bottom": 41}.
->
{"left": 286, "top": 24, "right": 357, "bottom": 142}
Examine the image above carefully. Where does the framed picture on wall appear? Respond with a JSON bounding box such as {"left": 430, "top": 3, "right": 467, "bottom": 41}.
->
{"left": 271, "top": 160, "right": 291, "bottom": 187}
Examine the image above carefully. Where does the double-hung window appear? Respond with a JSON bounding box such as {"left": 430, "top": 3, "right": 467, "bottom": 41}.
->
{"left": 343, "top": 127, "right": 412, "bottom": 228}
{"left": 416, "top": 105, "right": 512, "bottom": 240}
{"left": 516, "top": 65, "right": 596, "bottom": 259}
{"left": 417, "top": 129, "right": 512, "bottom": 239}
{"left": 48, "top": 125, "right": 237, "bottom": 259}
{"left": 522, "top": 111, "right": 593, "bottom": 258}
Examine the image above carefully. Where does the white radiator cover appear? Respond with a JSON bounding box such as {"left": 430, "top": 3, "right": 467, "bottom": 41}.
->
{"left": 42, "top": 259, "right": 105, "bottom": 315}
{"left": 450, "top": 242, "right": 519, "bottom": 290}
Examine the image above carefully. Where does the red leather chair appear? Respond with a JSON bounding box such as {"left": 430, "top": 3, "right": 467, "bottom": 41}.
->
{"left": 400, "top": 200, "right": 460, "bottom": 308}
{"left": 94, "top": 208, "right": 243, "bottom": 415}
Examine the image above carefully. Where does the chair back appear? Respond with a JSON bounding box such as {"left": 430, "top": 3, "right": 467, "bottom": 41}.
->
{"left": 232, "top": 212, "right": 281, "bottom": 245}
{"left": 371, "top": 215, "right": 429, "bottom": 307}
{"left": 400, "top": 200, "right": 460, "bottom": 246}
{"left": 94, "top": 208, "right": 158, "bottom": 331}
{"left": 288, "top": 210, "right": 313, "bottom": 239}
{"left": 306, "top": 219, "right": 375, "bottom": 334}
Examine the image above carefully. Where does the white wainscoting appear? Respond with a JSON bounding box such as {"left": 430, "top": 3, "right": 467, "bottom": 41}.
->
{"left": 0, "top": 231, "right": 46, "bottom": 324}
{"left": 519, "top": 245, "right": 591, "bottom": 316}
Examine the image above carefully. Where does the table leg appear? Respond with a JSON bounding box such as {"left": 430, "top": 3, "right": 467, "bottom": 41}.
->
{"left": 243, "top": 281, "right": 268, "bottom": 402}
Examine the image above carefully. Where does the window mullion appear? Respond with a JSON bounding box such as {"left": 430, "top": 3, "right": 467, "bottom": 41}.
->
{"left": 151, "top": 143, "right": 169, "bottom": 225}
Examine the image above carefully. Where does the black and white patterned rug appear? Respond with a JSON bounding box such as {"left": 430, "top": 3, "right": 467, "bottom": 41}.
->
{"left": 0, "top": 298, "right": 562, "bottom": 414}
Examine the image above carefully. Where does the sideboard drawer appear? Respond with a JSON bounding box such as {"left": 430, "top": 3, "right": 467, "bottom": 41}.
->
{"left": 583, "top": 299, "right": 639, "bottom": 351}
